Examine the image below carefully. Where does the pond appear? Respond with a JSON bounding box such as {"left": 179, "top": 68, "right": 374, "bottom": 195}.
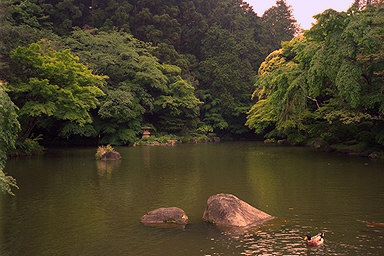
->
{"left": 1, "top": 142, "right": 383, "bottom": 255}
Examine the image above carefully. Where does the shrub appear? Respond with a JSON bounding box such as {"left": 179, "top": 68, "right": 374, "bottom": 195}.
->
{"left": 9, "top": 136, "right": 44, "bottom": 157}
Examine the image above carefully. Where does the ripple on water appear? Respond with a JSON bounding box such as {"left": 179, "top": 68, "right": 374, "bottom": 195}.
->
{"left": 202, "top": 218, "right": 384, "bottom": 256}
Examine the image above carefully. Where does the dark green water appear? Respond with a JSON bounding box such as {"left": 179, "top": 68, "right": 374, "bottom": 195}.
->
{"left": 1, "top": 142, "right": 383, "bottom": 255}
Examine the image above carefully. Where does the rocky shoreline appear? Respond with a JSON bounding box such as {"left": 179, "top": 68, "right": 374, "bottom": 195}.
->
{"left": 133, "top": 136, "right": 221, "bottom": 147}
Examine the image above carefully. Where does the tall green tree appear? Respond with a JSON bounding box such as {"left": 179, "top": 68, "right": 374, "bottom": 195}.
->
{"left": 0, "top": 0, "right": 58, "bottom": 76}
{"left": 261, "top": 0, "right": 299, "bottom": 52}
{"left": 198, "top": 26, "right": 256, "bottom": 134}
{"left": 6, "top": 40, "right": 105, "bottom": 141}
{"left": 7, "top": 0, "right": 52, "bottom": 29}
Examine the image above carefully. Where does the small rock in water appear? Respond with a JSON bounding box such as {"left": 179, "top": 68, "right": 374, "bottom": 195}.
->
{"left": 141, "top": 207, "right": 189, "bottom": 225}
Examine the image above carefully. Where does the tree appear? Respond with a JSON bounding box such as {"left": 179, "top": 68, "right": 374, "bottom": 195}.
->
{"left": 2, "top": 0, "right": 286, "bottom": 140}
{"left": 154, "top": 64, "right": 202, "bottom": 132}
{"left": 198, "top": 25, "right": 258, "bottom": 135}
{"left": 66, "top": 30, "right": 201, "bottom": 144}
{"left": 0, "top": 0, "right": 58, "bottom": 77}
{"left": 7, "top": 0, "right": 52, "bottom": 29}
{"left": 247, "top": 4, "right": 384, "bottom": 146}
{"left": 0, "top": 82, "right": 20, "bottom": 195}
{"left": 7, "top": 40, "right": 105, "bottom": 141}
{"left": 261, "top": 0, "right": 299, "bottom": 51}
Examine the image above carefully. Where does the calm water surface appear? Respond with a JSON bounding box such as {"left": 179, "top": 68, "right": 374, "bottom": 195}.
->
{"left": 1, "top": 142, "right": 383, "bottom": 255}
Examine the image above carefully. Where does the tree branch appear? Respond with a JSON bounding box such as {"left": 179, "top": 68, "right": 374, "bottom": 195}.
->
{"left": 307, "top": 96, "right": 320, "bottom": 109}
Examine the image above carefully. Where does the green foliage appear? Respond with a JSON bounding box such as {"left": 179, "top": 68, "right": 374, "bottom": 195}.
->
{"left": 0, "top": 83, "right": 20, "bottom": 158}
{"left": 0, "top": 82, "right": 20, "bottom": 195}
{"left": 65, "top": 30, "right": 153, "bottom": 144}
{"left": 7, "top": 39, "right": 105, "bottom": 140}
{"left": 8, "top": 0, "right": 52, "bottom": 29}
{"left": 154, "top": 79, "right": 202, "bottom": 132}
{"left": 12, "top": 136, "right": 44, "bottom": 156}
{"left": 247, "top": 4, "right": 384, "bottom": 147}
{"left": 2, "top": 0, "right": 304, "bottom": 143}
{"left": 66, "top": 30, "right": 201, "bottom": 143}
{"left": 261, "top": 0, "right": 299, "bottom": 51}
{"left": 198, "top": 25, "right": 259, "bottom": 135}
{"left": 197, "top": 124, "right": 214, "bottom": 135}
{"left": 0, "top": 1, "right": 59, "bottom": 80}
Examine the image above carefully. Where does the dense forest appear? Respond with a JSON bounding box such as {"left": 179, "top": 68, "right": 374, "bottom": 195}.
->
{"left": 0, "top": 0, "right": 383, "bottom": 193}
{"left": 0, "top": 0, "right": 299, "bottom": 146}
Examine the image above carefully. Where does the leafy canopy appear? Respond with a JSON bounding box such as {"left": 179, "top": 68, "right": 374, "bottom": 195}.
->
{"left": 8, "top": 39, "right": 106, "bottom": 139}
{"left": 247, "top": 3, "right": 384, "bottom": 145}
{"left": 66, "top": 30, "right": 201, "bottom": 144}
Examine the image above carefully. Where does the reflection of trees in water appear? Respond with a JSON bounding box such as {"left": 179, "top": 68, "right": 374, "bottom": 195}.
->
{"left": 96, "top": 160, "right": 121, "bottom": 178}
{"left": 141, "top": 146, "right": 151, "bottom": 170}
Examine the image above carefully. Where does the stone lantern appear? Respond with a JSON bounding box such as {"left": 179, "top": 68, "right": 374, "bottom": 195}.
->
{"left": 141, "top": 126, "right": 152, "bottom": 138}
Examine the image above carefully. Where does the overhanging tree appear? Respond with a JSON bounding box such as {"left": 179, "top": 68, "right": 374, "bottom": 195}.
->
{"left": 247, "top": 3, "right": 384, "bottom": 146}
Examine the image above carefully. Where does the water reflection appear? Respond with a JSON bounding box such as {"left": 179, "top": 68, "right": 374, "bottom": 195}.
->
{"left": 96, "top": 160, "right": 121, "bottom": 177}
{"left": 204, "top": 216, "right": 384, "bottom": 256}
{"left": 1, "top": 142, "right": 383, "bottom": 256}
{"left": 140, "top": 146, "right": 151, "bottom": 170}
{"left": 141, "top": 222, "right": 187, "bottom": 230}
{"left": 207, "top": 219, "right": 330, "bottom": 256}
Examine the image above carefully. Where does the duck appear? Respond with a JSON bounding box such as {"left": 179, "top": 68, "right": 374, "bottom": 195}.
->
{"left": 304, "top": 232, "right": 324, "bottom": 246}
{"left": 366, "top": 221, "right": 384, "bottom": 228}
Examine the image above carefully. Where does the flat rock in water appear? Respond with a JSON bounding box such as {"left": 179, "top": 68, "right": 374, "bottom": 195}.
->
{"left": 141, "top": 207, "right": 189, "bottom": 225}
{"left": 100, "top": 151, "right": 121, "bottom": 160}
{"left": 202, "top": 193, "right": 273, "bottom": 227}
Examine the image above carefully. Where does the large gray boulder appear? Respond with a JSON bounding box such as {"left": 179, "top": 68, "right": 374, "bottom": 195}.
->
{"left": 202, "top": 193, "right": 273, "bottom": 227}
{"left": 141, "top": 207, "right": 189, "bottom": 225}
